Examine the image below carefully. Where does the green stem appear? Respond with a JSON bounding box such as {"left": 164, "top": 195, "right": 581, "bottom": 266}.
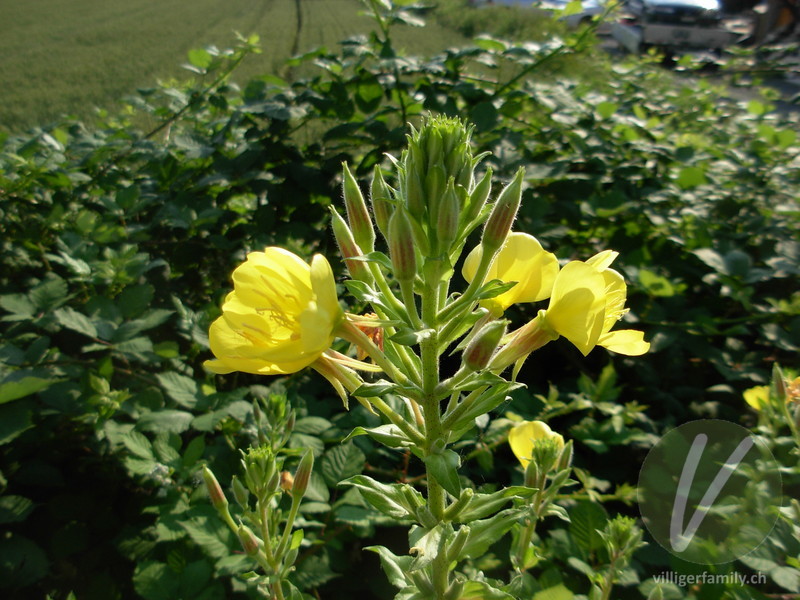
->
{"left": 442, "top": 386, "right": 487, "bottom": 431}
{"left": 275, "top": 494, "right": 302, "bottom": 560}
{"left": 369, "top": 395, "right": 426, "bottom": 445}
{"left": 437, "top": 243, "right": 496, "bottom": 323}
{"left": 600, "top": 552, "right": 621, "bottom": 600}
{"left": 420, "top": 262, "right": 449, "bottom": 599}
{"left": 400, "top": 279, "right": 423, "bottom": 329}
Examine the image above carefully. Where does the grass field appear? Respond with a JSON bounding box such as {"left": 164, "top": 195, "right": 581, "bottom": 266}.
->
{"left": 0, "top": 0, "right": 468, "bottom": 132}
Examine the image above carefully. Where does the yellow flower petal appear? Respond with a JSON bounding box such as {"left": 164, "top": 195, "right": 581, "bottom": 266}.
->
{"left": 543, "top": 261, "right": 607, "bottom": 356}
{"left": 462, "top": 232, "right": 558, "bottom": 313}
{"left": 509, "top": 420, "right": 565, "bottom": 469}
{"left": 206, "top": 247, "right": 342, "bottom": 376}
{"left": 598, "top": 329, "right": 650, "bottom": 356}
{"left": 743, "top": 385, "right": 770, "bottom": 411}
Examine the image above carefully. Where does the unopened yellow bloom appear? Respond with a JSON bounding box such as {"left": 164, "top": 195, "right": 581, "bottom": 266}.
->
{"left": 743, "top": 385, "right": 770, "bottom": 411}
{"left": 205, "top": 248, "right": 342, "bottom": 375}
{"left": 509, "top": 420, "right": 565, "bottom": 470}
{"left": 462, "top": 232, "right": 559, "bottom": 315}
{"left": 540, "top": 254, "right": 649, "bottom": 357}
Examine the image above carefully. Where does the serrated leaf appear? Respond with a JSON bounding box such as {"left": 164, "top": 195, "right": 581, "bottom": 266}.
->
{"left": 122, "top": 430, "right": 154, "bottom": 460}
{"left": 133, "top": 561, "right": 180, "bottom": 600}
{"left": 461, "top": 580, "right": 515, "bottom": 600}
{"left": 0, "top": 400, "right": 34, "bottom": 445}
{"left": 321, "top": 443, "right": 366, "bottom": 487}
{"left": 54, "top": 307, "right": 98, "bottom": 338}
{"left": 156, "top": 372, "right": 201, "bottom": 408}
{"left": 533, "top": 584, "right": 574, "bottom": 600}
{"left": 569, "top": 501, "right": 608, "bottom": 552}
{"left": 137, "top": 410, "right": 194, "bottom": 434}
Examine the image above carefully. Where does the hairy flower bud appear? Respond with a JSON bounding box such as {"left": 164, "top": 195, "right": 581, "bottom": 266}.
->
{"left": 342, "top": 162, "right": 375, "bottom": 253}
{"left": 437, "top": 178, "right": 461, "bottom": 252}
{"left": 330, "top": 207, "right": 373, "bottom": 284}
{"left": 370, "top": 165, "right": 395, "bottom": 241}
{"left": 388, "top": 207, "right": 417, "bottom": 282}
{"left": 202, "top": 466, "right": 228, "bottom": 512}
{"left": 462, "top": 168, "right": 492, "bottom": 226}
{"left": 292, "top": 450, "right": 314, "bottom": 501}
{"left": 463, "top": 319, "right": 507, "bottom": 372}
{"left": 280, "top": 470, "right": 294, "bottom": 492}
{"left": 237, "top": 524, "right": 260, "bottom": 556}
{"left": 482, "top": 168, "right": 524, "bottom": 252}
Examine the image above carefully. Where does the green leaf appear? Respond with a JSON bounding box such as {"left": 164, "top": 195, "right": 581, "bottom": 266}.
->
{"left": 339, "top": 475, "right": 421, "bottom": 520}
{"left": 389, "top": 328, "right": 434, "bottom": 346}
{"left": 0, "top": 399, "right": 34, "bottom": 445}
{"left": 321, "top": 443, "right": 366, "bottom": 487}
{"left": 54, "top": 307, "right": 98, "bottom": 338}
{"left": 461, "top": 580, "right": 515, "bottom": 600}
{"left": 133, "top": 561, "right": 180, "bottom": 600}
{"left": 365, "top": 545, "right": 412, "bottom": 589}
{"left": 456, "top": 486, "right": 537, "bottom": 523}
{"left": 29, "top": 275, "right": 68, "bottom": 311}
{"left": 596, "top": 101, "right": 618, "bottom": 119}
{"left": 187, "top": 48, "right": 213, "bottom": 70}
{"left": 180, "top": 509, "right": 235, "bottom": 560}
{"left": 0, "top": 495, "right": 34, "bottom": 524}
{"left": 182, "top": 435, "right": 206, "bottom": 467}
{"left": 423, "top": 449, "right": 462, "bottom": 497}
{"left": 121, "top": 430, "right": 155, "bottom": 460}
{"left": 461, "top": 508, "right": 524, "bottom": 559}
{"left": 0, "top": 534, "right": 49, "bottom": 588}
{"left": 137, "top": 410, "right": 194, "bottom": 434}
{"left": 563, "top": 0, "right": 584, "bottom": 16}
{"left": 533, "top": 584, "right": 574, "bottom": 600}
{"left": 352, "top": 380, "right": 399, "bottom": 397}
{"left": 0, "top": 371, "right": 62, "bottom": 404}
{"left": 0, "top": 294, "right": 35, "bottom": 320}
{"left": 156, "top": 372, "right": 202, "bottom": 408}
{"left": 569, "top": 501, "right": 608, "bottom": 552}
{"left": 343, "top": 424, "right": 414, "bottom": 448}
{"left": 675, "top": 166, "right": 707, "bottom": 189}
{"left": 408, "top": 523, "right": 447, "bottom": 571}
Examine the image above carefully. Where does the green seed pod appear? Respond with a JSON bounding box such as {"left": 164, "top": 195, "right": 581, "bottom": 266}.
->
{"left": 342, "top": 162, "right": 375, "bottom": 253}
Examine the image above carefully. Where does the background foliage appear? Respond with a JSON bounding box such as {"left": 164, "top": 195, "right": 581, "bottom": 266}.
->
{"left": 1, "top": 1, "right": 798, "bottom": 599}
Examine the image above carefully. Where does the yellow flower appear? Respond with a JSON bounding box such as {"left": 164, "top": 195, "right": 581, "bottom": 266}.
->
{"left": 205, "top": 248, "right": 342, "bottom": 375}
{"left": 508, "top": 420, "right": 565, "bottom": 470}
{"left": 541, "top": 254, "right": 649, "bottom": 356}
{"left": 462, "top": 232, "right": 559, "bottom": 315}
{"left": 743, "top": 385, "right": 770, "bottom": 411}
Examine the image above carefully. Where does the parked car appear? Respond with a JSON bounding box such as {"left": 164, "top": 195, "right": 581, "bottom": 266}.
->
{"left": 611, "top": 0, "right": 741, "bottom": 52}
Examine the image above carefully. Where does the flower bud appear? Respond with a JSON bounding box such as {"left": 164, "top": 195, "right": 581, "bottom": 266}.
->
{"left": 424, "top": 164, "right": 446, "bottom": 223}
{"left": 462, "top": 168, "right": 492, "bottom": 226}
{"left": 342, "top": 162, "right": 375, "bottom": 253}
{"left": 556, "top": 439, "right": 574, "bottom": 472}
{"left": 482, "top": 168, "right": 525, "bottom": 253}
{"left": 370, "top": 165, "right": 395, "bottom": 241}
{"left": 231, "top": 475, "right": 249, "bottom": 508}
{"left": 237, "top": 524, "right": 260, "bottom": 556}
{"left": 437, "top": 177, "right": 461, "bottom": 252}
{"left": 330, "top": 206, "right": 373, "bottom": 284}
{"left": 202, "top": 466, "right": 228, "bottom": 512}
{"left": 405, "top": 169, "right": 425, "bottom": 218}
{"left": 772, "top": 363, "right": 788, "bottom": 403}
{"left": 388, "top": 207, "right": 417, "bottom": 282}
{"left": 463, "top": 319, "right": 507, "bottom": 372}
{"left": 292, "top": 450, "right": 314, "bottom": 501}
